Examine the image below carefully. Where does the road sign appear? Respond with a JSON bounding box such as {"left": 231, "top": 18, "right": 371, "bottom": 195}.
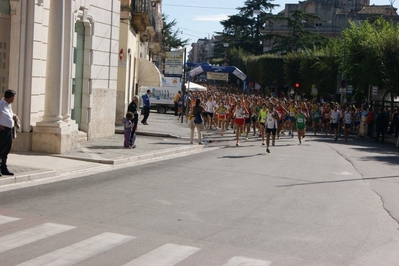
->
{"left": 372, "top": 86, "right": 378, "bottom": 95}
{"left": 347, "top": 85, "right": 353, "bottom": 94}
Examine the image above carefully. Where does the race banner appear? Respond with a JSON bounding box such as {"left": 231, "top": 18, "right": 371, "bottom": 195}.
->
{"left": 207, "top": 72, "right": 228, "bottom": 81}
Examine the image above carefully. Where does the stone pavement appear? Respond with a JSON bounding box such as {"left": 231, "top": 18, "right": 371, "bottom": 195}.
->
{"left": 1, "top": 112, "right": 210, "bottom": 187}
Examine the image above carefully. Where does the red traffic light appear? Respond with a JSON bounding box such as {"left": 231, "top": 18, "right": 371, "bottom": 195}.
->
{"left": 295, "top": 83, "right": 300, "bottom": 88}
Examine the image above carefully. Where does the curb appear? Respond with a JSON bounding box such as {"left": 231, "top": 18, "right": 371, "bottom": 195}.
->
{"left": 0, "top": 169, "right": 56, "bottom": 186}
{"left": 55, "top": 144, "right": 204, "bottom": 165}
{"left": 115, "top": 129, "right": 180, "bottom": 139}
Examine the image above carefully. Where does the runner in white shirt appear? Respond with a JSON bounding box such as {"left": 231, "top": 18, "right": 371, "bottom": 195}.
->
{"left": 330, "top": 105, "right": 341, "bottom": 141}
{"left": 205, "top": 95, "right": 217, "bottom": 130}
{"left": 265, "top": 102, "right": 278, "bottom": 153}
{"left": 233, "top": 100, "right": 247, "bottom": 146}
{"left": 343, "top": 105, "right": 354, "bottom": 142}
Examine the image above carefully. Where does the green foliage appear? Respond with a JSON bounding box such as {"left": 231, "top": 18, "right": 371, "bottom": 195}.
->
{"left": 341, "top": 18, "right": 399, "bottom": 97}
{"left": 246, "top": 54, "right": 284, "bottom": 87}
{"left": 162, "top": 13, "right": 189, "bottom": 50}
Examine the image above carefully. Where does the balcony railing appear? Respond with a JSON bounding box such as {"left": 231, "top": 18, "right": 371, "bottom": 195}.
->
{"left": 131, "top": 0, "right": 156, "bottom": 33}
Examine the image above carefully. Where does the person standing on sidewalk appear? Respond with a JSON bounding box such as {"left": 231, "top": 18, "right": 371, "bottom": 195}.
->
{"left": 389, "top": 107, "right": 398, "bottom": 138}
{"left": 189, "top": 98, "right": 204, "bottom": 145}
{"left": 367, "top": 107, "right": 374, "bottom": 139}
{"left": 123, "top": 112, "right": 134, "bottom": 148}
{"left": 375, "top": 107, "right": 387, "bottom": 143}
{"left": 127, "top": 96, "right": 139, "bottom": 148}
{"left": 141, "top": 90, "right": 151, "bottom": 125}
{"left": 0, "top": 90, "right": 17, "bottom": 176}
{"left": 173, "top": 91, "right": 181, "bottom": 116}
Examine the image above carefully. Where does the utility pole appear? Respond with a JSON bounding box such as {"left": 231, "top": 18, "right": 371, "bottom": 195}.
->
{"left": 181, "top": 47, "right": 187, "bottom": 123}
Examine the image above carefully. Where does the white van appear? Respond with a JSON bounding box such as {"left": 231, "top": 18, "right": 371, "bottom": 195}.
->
{"left": 139, "top": 76, "right": 181, "bottom": 114}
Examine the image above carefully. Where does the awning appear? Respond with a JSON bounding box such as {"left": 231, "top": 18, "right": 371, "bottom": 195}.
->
{"left": 186, "top": 82, "right": 207, "bottom": 91}
{"left": 138, "top": 58, "right": 162, "bottom": 87}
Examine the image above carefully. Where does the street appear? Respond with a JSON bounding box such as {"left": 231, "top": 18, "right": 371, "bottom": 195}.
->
{"left": 0, "top": 132, "right": 399, "bottom": 265}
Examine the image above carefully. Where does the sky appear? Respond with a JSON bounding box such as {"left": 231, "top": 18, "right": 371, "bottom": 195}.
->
{"left": 162, "top": 0, "right": 397, "bottom": 51}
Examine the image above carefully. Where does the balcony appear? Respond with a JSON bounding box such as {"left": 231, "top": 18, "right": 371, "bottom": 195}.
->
{"left": 130, "top": 0, "right": 156, "bottom": 33}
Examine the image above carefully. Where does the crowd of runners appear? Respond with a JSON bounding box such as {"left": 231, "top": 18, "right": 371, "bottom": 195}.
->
{"left": 185, "top": 84, "right": 397, "bottom": 152}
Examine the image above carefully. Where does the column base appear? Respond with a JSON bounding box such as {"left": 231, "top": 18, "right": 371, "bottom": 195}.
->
{"left": 32, "top": 123, "right": 79, "bottom": 154}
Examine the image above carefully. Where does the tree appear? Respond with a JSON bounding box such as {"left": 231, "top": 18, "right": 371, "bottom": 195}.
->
{"left": 162, "top": 14, "right": 189, "bottom": 50}
{"left": 218, "top": 0, "right": 278, "bottom": 55}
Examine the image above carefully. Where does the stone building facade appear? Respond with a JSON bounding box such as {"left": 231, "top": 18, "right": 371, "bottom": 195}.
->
{"left": 0, "top": 0, "right": 162, "bottom": 153}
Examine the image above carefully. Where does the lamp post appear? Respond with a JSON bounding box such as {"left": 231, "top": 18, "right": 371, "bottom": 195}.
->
{"left": 253, "top": 10, "right": 262, "bottom": 54}
{"left": 181, "top": 47, "right": 187, "bottom": 123}
{"left": 223, "top": 43, "right": 229, "bottom": 66}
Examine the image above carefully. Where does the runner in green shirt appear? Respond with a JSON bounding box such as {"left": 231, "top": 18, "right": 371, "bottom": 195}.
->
{"left": 312, "top": 104, "right": 322, "bottom": 135}
{"left": 296, "top": 107, "right": 306, "bottom": 145}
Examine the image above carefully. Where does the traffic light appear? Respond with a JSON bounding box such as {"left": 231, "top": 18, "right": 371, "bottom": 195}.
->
{"left": 295, "top": 83, "right": 300, "bottom": 89}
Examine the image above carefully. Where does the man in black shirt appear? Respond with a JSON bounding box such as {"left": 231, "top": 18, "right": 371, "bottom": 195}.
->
{"left": 127, "top": 96, "right": 139, "bottom": 148}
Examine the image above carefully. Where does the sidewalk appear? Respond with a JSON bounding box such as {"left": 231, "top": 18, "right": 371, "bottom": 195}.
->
{"left": 1, "top": 112, "right": 205, "bottom": 187}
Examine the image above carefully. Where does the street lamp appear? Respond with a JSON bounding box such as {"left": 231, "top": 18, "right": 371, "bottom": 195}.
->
{"left": 253, "top": 10, "right": 262, "bottom": 54}
{"left": 301, "top": 20, "right": 319, "bottom": 34}
{"left": 223, "top": 43, "right": 229, "bottom": 66}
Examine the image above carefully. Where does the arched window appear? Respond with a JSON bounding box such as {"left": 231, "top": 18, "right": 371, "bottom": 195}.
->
{"left": 304, "top": 2, "right": 316, "bottom": 14}
{"left": 0, "top": 0, "right": 11, "bottom": 15}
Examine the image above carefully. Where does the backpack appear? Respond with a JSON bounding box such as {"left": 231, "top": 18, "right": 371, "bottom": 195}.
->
{"left": 194, "top": 112, "right": 203, "bottom": 124}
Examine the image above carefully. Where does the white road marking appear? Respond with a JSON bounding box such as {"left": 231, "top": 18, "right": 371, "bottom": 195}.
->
{"left": 333, "top": 171, "right": 353, "bottom": 175}
{"left": 222, "top": 256, "right": 272, "bottom": 266}
{"left": 0, "top": 223, "right": 75, "bottom": 253}
{"left": 123, "top": 243, "right": 200, "bottom": 266}
{"left": 17, "top": 232, "right": 135, "bottom": 266}
{"left": 0, "top": 214, "right": 20, "bottom": 225}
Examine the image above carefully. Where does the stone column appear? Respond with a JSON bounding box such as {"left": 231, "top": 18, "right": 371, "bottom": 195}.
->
{"left": 33, "top": 0, "right": 78, "bottom": 154}
{"left": 37, "top": 0, "right": 64, "bottom": 125}
{"left": 62, "top": 0, "right": 74, "bottom": 123}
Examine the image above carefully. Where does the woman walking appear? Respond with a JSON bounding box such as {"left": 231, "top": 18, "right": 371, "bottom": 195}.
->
{"left": 190, "top": 98, "right": 205, "bottom": 145}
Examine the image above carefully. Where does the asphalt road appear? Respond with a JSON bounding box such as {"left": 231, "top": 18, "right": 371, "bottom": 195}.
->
{"left": 0, "top": 133, "right": 398, "bottom": 266}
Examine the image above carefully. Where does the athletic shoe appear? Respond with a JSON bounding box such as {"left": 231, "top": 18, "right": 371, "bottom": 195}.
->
{"left": 130, "top": 144, "right": 136, "bottom": 149}
{"left": 262, "top": 142, "right": 265, "bottom": 145}
{"left": 236, "top": 142, "right": 240, "bottom": 146}
{"left": 272, "top": 140, "right": 275, "bottom": 146}
{"left": 266, "top": 148, "right": 270, "bottom": 153}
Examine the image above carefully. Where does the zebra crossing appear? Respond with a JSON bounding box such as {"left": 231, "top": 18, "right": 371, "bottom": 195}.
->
{"left": 0, "top": 214, "right": 273, "bottom": 266}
